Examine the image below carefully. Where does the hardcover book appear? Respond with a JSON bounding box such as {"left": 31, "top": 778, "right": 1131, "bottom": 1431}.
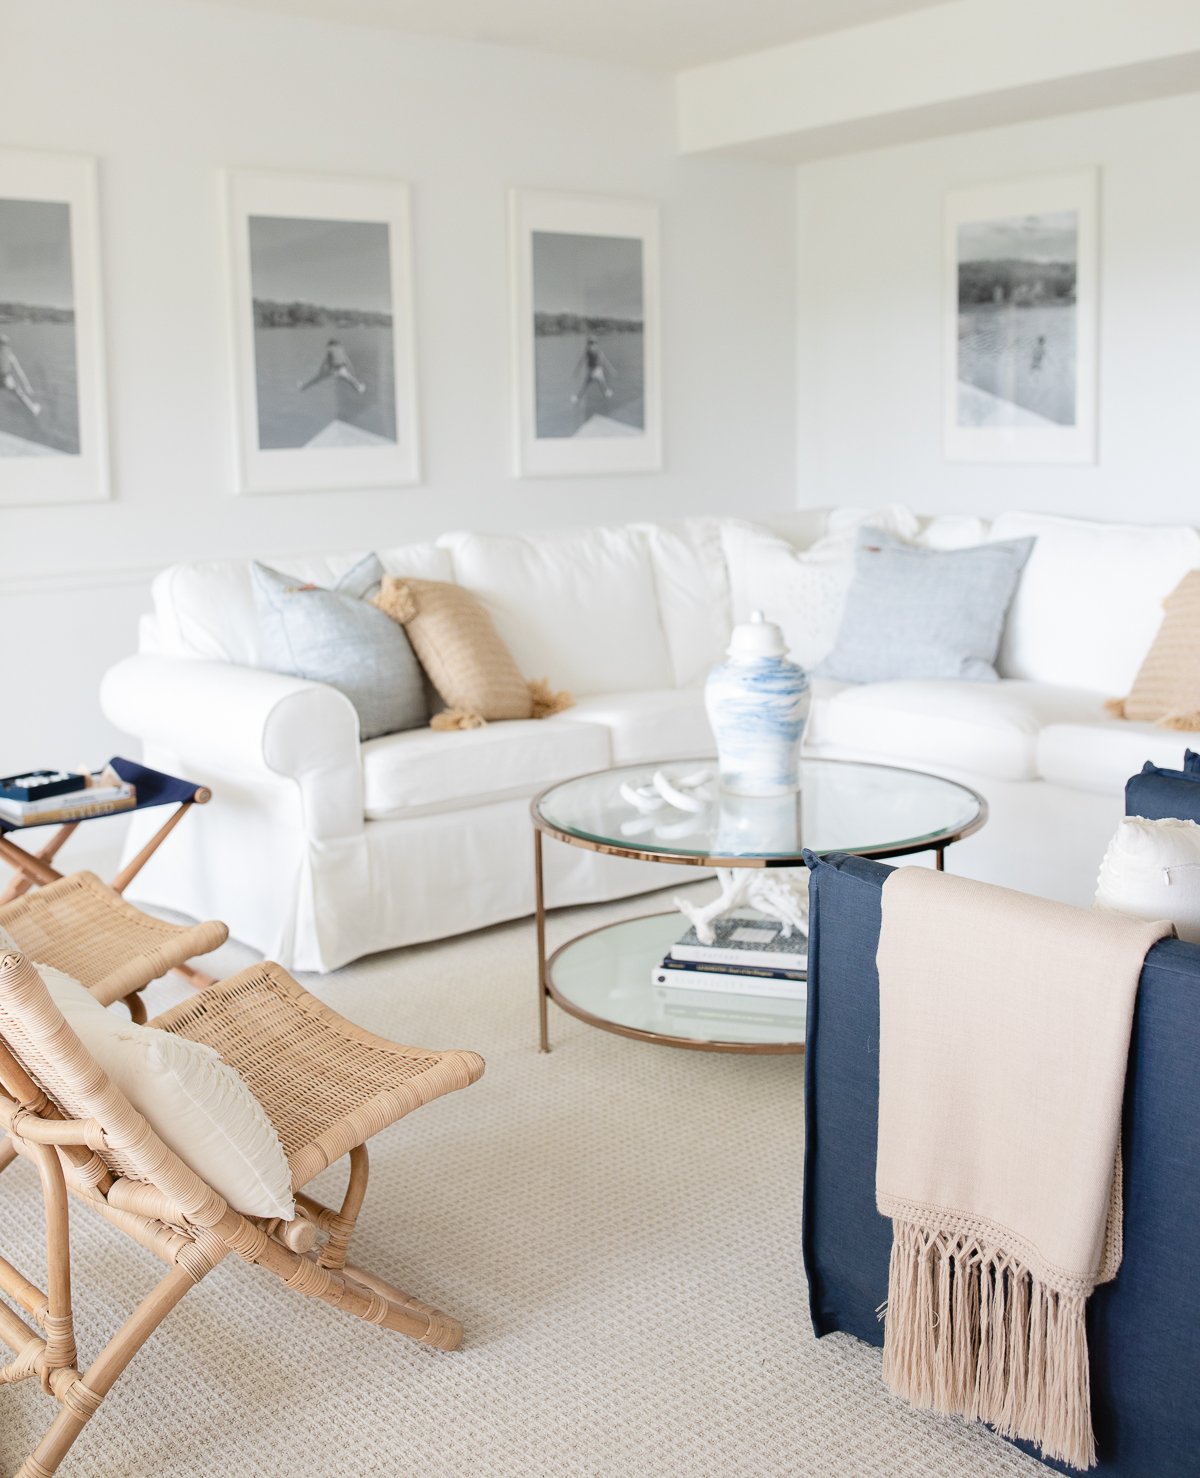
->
{"left": 669, "top": 915, "right": 807, "bottom": 972}
{"left": 653, "top": 963, "right": 806, "bottom": 1001}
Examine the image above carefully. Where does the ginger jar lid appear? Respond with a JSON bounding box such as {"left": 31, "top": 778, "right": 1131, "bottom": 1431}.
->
{"left": 727, "top": 609, "right": 788, "bottom": 660}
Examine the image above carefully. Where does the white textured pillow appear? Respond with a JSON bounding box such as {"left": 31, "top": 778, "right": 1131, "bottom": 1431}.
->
{"left": 39, "top": 965, "right": 294, "bottom": 1220}
{"left": 721, "top": 506, "right": 920, "bottom": 670}
{"left": 1094, "top": 817, "right": 1200, "bottom": 943}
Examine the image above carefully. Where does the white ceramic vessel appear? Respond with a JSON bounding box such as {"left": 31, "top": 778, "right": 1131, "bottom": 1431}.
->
{"left": 704, "top": 610, "right": 809, "bottom": 797}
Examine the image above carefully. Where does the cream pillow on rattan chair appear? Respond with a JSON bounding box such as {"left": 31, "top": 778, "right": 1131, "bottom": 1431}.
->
{"left": 39, "top": 964, "right": 294, "bottom": 1219}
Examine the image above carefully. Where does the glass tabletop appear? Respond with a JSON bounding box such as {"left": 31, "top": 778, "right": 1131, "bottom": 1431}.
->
{"left": 549, "top": 913, "right": 805, "bottom": 1051}
{"left": 533, "top": 757, "right": 984, "bottom": 864}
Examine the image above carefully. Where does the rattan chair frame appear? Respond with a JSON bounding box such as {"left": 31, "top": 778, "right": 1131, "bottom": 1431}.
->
{"left": 0, "top": 948, "right": 484, "bottom": 1477}
{"left": 0, "top": 872, "right": 228, "bottom": 1023}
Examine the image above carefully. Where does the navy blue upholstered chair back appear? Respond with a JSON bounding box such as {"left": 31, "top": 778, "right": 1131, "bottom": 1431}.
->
{"left": 802, "top": 852, "right": 1200, "bottom": 1476}
{"left": 1125, "top": 752, "right": 1200, "bottom": 822}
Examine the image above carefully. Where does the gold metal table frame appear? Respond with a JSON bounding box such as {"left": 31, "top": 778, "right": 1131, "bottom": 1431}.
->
{"left": 531, "top": 758, "right": 987, "bottom": 1056}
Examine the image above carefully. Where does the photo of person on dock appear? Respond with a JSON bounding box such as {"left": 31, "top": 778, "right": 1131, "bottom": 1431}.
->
{"left": 0, "top": 335, "right": 40, "bottom": 417}
{"left": 0, "top": 195, "right": 81, "bottom": 457}
{"left": 570, "top": 336, "right": 615, "bottom": 406}
{"left": 247, "top": 214, "right": 398, "bottom": 450}
{"left": 297, "top": 338, "right": 366, "bottom": 395}
{"left": 531, "top": 228, "right": 645, "bottom": 440}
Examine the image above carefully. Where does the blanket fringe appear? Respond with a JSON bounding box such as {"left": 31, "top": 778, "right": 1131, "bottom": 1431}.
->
{"left": 881, "top": 1220, "right": 1096, "bottom": 1471}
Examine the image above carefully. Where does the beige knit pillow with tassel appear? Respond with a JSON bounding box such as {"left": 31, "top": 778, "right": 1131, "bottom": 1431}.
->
{"left": 374, "top": 576, "right": 572, "bottom": 730}
{"left": 1107, "top": 570, "right": 1200, "bottom": 729}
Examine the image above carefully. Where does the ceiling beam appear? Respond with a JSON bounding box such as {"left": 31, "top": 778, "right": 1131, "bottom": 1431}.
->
{"left": 676, "top": 0, "right": 1200, "bottom": 160}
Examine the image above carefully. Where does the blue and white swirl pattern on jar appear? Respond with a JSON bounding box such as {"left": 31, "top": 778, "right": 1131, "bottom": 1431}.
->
{"left": 705, "top": 612, "right": 809, "bottom": 798}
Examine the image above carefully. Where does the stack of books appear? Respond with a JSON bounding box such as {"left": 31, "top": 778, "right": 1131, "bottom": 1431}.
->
{"left": 652, "top": 915, "right": 807, "bottom": 1002}
{"left": 0, "top": 769, "right": 137, "bottom": 828}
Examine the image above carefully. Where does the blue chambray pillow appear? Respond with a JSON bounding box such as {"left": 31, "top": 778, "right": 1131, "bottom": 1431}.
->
{"left": 816, "top": 528, "right": 1034, "bottom": 684}
{"left": 252, "top": 554, "right": 428, "bottom": 740}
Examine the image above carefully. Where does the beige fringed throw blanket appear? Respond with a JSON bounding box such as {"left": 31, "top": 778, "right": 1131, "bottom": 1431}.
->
{"left": 875, "top": 867, "right": 1171, "bottom": 1470}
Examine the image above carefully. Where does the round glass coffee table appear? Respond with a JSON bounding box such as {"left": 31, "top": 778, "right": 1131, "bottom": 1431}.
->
{"left": 531, "top": 757, "right": 986, "bottom": 1055}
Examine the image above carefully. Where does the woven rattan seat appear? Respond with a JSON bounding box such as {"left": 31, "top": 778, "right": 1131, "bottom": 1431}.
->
{"left": 151, "top": 962, "right": 482, "bottom": 1189}
{"left": 0, "top": 945, "right": 485, "bottom": 1477}
{"left": 0, "top": 871, "right": 227, "bottom": 1018}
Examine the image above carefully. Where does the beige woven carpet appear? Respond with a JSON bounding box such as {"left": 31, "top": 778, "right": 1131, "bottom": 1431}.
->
{"left": 0, "top": 885, "right": 1043, "bottom": 1478}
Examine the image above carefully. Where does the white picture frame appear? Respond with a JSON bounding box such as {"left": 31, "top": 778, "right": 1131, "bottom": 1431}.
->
{"left": 509, "top": 189, "right": 661, "bottom": 477}
{"left": 224, "top": 169, "right": 419, "bottom": 494}
{"left": 944, "top": 168, "right": 1098, "bottom": 465}
{"left": 0, "top": 149, "right": 108, "bottom": 506}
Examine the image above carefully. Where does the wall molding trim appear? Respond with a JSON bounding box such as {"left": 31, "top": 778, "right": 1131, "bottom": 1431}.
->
{"left": 0, "top": 565, "right": 159, "bottom": 598}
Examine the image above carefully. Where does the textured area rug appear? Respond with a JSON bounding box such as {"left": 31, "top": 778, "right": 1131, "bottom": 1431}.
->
{"left": 0, "top": 884, "right": 1042, "bottom": 1477}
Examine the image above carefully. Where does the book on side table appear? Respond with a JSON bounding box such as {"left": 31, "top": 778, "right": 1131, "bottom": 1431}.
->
{"left": 0, "top": 769, "right": 137, "bottom": 827}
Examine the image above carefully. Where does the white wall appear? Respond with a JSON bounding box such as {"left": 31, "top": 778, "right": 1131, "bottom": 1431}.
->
{"left": 795, "top": 91, "right": 1200, "bottom": 521}
{"left": 0, "top": 0, "right": 796, "bottom": 783}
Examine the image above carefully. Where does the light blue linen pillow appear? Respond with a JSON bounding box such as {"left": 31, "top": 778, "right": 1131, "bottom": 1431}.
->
{"left": 252, "top": 554, "right": 428, "bottom": 740}
{"left": 816, "top": 528, "right": 1035, "bottom": 684}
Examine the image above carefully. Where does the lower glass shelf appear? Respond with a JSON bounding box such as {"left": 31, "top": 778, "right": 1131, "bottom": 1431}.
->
{"left": 547, "top": 912, "right": 806, "bottom": 1054}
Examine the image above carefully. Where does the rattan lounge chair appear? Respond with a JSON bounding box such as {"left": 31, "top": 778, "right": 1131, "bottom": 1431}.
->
{"left": 0, "top": 870, "right": 228, "bottom": 1023}
{"left": 0, "top": 946, "right": 485, "bottom": 1477}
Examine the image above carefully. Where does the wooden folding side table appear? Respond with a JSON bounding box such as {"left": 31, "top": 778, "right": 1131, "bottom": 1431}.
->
{"left": 0, "top": 756, "right": 210, "bottom": 900}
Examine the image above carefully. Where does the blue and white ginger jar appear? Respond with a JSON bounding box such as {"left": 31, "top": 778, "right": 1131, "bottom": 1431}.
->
{"left": 705, "top": 610, "right": 809, "bottom": 797}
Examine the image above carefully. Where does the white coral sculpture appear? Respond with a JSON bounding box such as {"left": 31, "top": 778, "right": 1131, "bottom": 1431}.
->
{"left": 674, "top": 868, "right": 809, "bottom": 946}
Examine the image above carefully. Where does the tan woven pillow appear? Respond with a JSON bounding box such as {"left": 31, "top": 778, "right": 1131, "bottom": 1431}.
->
{"left": 1107, "top": 570, "right": 1200, "bottom": 729}
{"left": 374, "top": 576, "right": 572, "bottom": 728}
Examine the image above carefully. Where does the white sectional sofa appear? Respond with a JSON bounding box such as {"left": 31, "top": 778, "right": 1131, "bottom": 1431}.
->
{"left": 100, "top": 508, "right": 1200, "bottom": 971}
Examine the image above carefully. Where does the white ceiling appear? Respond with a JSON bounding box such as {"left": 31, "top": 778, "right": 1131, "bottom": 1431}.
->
{"left": 202, "top": 0, "right": 951, "bottom": 71}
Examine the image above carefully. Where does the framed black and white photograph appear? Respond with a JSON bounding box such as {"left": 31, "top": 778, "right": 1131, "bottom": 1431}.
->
{"left": 944, "top": 169, "right": 1097, "bottom": 464}
{"left": 0, "top": 149, "right": 107, "bottom": 506}
{"left": 225, "top": 170, "right": 419, "bottom": 493}
{"left": 510, "top": 190, "right": 660, "bottom": 476}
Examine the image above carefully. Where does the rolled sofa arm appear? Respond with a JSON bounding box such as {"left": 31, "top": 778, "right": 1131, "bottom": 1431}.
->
{"left": 100, "top": 655, "right": 363, "bottom": 842}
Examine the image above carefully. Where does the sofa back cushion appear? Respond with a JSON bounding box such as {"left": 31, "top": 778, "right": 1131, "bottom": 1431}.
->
{"left": 990, "top": 512, "right": 1200, "bottom": 693}
{"left": 440, "top": 526, "right": 672, "bottom": 696}
{"left": 150, "top": 543, "right": 452, "bottom": 664}
{"left": 635, "top": 518, "right": 730, "bottom": 688}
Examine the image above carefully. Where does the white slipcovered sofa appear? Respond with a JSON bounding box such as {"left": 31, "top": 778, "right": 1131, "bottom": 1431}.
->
{"left": 100, "top": 508, "right": 1200, "bottom": 971}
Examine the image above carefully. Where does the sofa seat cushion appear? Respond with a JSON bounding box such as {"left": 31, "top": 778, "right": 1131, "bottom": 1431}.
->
{"left": 808, "top": 679, "right": 1107, "bottom": 781}
{"left": 557, "top": 690, "right": 714, "bottom": 766}
{"left": 1038, "top": 721, "right": 1200, "bottom": 795}
{"left": 362, "top": 718, "right": 609, "bottom": 821}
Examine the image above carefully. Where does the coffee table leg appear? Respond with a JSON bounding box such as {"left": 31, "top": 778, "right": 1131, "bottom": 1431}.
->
{"left": 534, "top": 826, "right": 550, "bottom": 1053}
{"left": 935, "top": 844, "right": 945, "bottom": 871}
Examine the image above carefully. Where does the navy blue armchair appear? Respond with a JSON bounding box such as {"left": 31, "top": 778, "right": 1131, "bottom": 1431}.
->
{"left": 802, "top": 850, "right": 1200, "bottom": 1476}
